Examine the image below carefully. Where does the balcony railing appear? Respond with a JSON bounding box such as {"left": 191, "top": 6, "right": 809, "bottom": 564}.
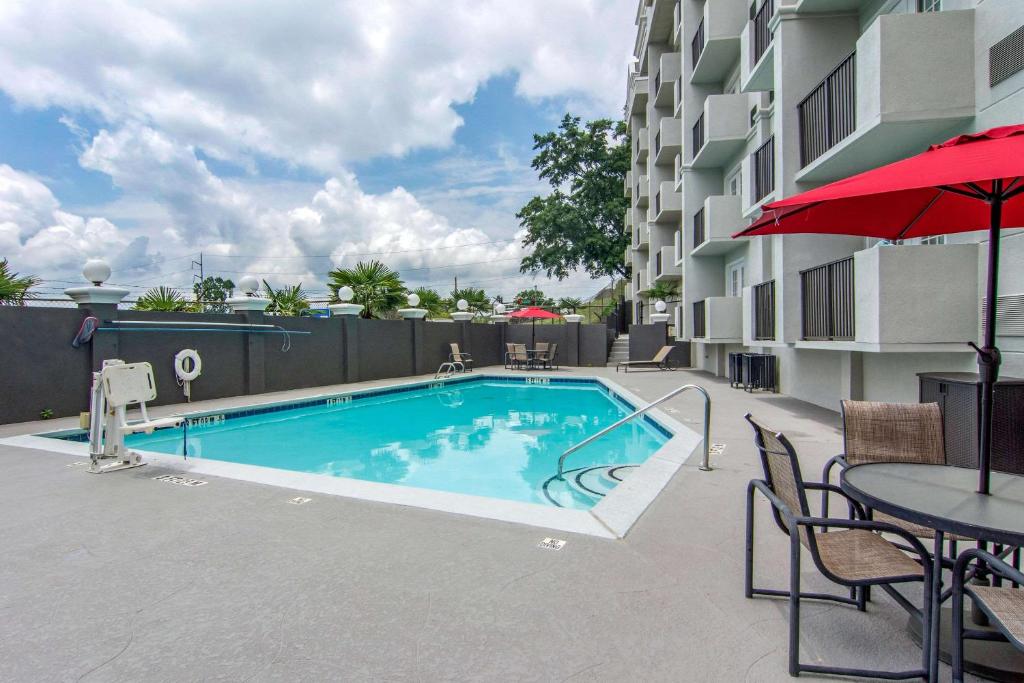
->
{"left": 693, "top": 299, "right": 707, "bottom": 338}
{"left": 753, "top": 280, "right": 775, "bottom": 341}
{"left": 752, "top": 136, "right": 774, "bottom": 202}
{"left": 692, "top": 114, "right": 705, "bottom": 160}
{"left": 691, "top": 17, "right": 705, "bottom": 69}
{"left": 692, "top": 207, "right": 706, "bottom": 249}
{"left": 752, "top": 0, "right": 775, "bottom": 66}
{"left": 800, "top": 257, "right": 854, "bottom": 341}
{"left": 798, "top": 52, "right": 856, "bottom": 167}
{"left": 655, "top": 130, "right": 662, "bottom": 156}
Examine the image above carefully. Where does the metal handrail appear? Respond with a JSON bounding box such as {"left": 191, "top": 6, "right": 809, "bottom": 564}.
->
{"left": 557, "top": 384, "right": 712, "bottom": 478}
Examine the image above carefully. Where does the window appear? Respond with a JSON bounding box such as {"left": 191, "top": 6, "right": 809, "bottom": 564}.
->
{"left": 727, "top": 259, "right": 746, "bottom": 298}
{"left": 921, "top": 235, "right": 946, "bottom": 246}
{"left": 750, "top": 105, "right": 758, "bottom": 128}
{"left": 726, "top": 168, "right": 742, "bottom": 196}
{"left": 918, "top": 0, "right": 940, "bottom": 12}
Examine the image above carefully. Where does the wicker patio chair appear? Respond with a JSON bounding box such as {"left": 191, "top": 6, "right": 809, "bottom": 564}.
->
{"left": 448, "top": 343, "right": 473, "bottom": 372}
{"left": 952, "top": 549, "right": 1024, "bottom": 682}
{"left": 823, "top": 401, "right": 970, "bottom": 544}
{"left": 745, "top": 413, "right": 933, "bottom": 680}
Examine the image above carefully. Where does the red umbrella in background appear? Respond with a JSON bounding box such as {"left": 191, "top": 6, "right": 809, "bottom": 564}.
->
{"left": 509, "top": 306, "right": 562, "bottom": 347}
{"left": 734, "top": 124, "right": 1024, "bottom": 494}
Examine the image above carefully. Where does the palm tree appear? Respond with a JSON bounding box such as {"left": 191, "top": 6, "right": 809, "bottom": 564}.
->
{"left": 327, "top": 260, "right": 406, "bottom": 319}
{"left": 263, "top": 280, "right": 309, "bottom": 316}
{"left": 412, "top": 287, "right": 447, "bottom": 319}
{"left": 557, "top": 297, "right": 584, "bottom": 313}
{"left": 642, "top": 281, "right": 678, "bottom": 302}
{"left": 133, "top": 286, "right": 195, "bottom": 312}
{"left": 0, "top": 259, "right": 40, "bottom": 305}
{"left": 449, "top": 287, "right": 490, "bottom": 316}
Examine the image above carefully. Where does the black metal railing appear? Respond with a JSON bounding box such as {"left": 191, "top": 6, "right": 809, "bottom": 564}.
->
{"left": 752, "top": 0, "right": 775, "bottom": 67}
{"left": 798, "top": 52, "right": 856, "bottom": 167}
{"left": 656, "top": 250, "right": 663, "bottom": 276}
{"left": 752, "top": 136, "right": 774, "bottom": 202}
{"left": 693, "top": 299, "right": 707, "bottom": 338}
{"left": 753, "top": 280, "right": 775, "bottom": 341}
{"left": 692, "top": 114, "right": 705, "bottom": 160}
{"left": 692, "top": 17, "right": 706, "bottom": 69}
{"left": 800, "top": 257, "right": 854, "bottom": 340}
{"left": 693, "top": 207, "right": 706, "bottom": 249}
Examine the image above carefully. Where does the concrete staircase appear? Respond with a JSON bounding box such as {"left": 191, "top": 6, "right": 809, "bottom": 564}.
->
{"left": 607, "top": 334, "right": 629, "bottom": 367}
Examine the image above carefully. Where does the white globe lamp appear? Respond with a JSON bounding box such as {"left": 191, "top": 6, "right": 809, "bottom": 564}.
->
{"left": 494, "top": 302, "right": 506, "bottom": 315}
{"left": 338, "top": 286, "right": 354, "bottom": 302}
{"left": 238, "top": 275, "right": 260, "bottom": 296}
{"left": 457, "top": 299, "right": 469, "bottom": 311}
{"left": 225, "top": 274, "right": 271, "bottom": 312}
{"left": 407, "top": 293, "right": 420, "bottom": 307}
{"left": 82, "top": 259, "right": 111, "bottom": 286}
{"left": 64, "top": 258, "right": 129, "bottom": 305}
{"left": 452, "top": 297, "right": 474, "bottom": 321}
{"left": 655, "top": 300, "right": 667, "bottom": 313}
{"left": 650, "top": 298, "right": 670, "bottom": 323}
{"left": 397, "top": 291, "right": 427, "bottom": 319}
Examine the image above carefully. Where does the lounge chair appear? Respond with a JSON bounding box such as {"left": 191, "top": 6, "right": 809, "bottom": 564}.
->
{"left": 448, "top": 343, "right": 473, "bottom": 372}
{"left": 952, "top": 549, "right": 1024, "bottom": 682}
{"left": 745, "top": 413, "right": 932, "bottom": 680}
{"left": 615, "top": 345, "right": 677, "bottom": 372}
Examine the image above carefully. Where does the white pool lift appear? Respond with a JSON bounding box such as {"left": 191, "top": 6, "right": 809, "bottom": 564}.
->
{"left": 87, "top": 359, "right": 183, "bottom": 473}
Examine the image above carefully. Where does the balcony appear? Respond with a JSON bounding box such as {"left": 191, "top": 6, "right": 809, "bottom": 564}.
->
{"left": 741, "top": 0, "right": 775, "bottom": 92}
{"left": 627, "top": 74, "right": 649, "bottom": 115}
{"left": 751, "top": 136, "right": 774, "bottom": 204}
{"left": 652, "top": 181, "right": 682, "bottom": 223}
{"left": 624, "top": 170, "right": 633, "bottom": 198}
{"left": 635, "top": 129, "right": 650, "bottom": 162}
{"left": 635, "top": 175, "right": 650, "bottom": 207}
{"left": 691, "top": 195, "right": 744, "bottom": 256}
{"left": 690, "top": 94, "right": 749, "bottom": 168}
{"left": 800, "top": 257, "right": 855, "bottom": 341}
{"left": 654, "top": 117, "right": 682, "bottom": 166}
{"left": 624, "top": 246, "right": 632, "bottom": 269}
{"left": 654, "top": 52, "right": 680, "bottom": 108}
{"left": 690, "top": 0, "right": 746, "bottom": 85}
{"left": 693, "top": 297, "right": 742, "bottom": 343}
{"left": 624, "top": 207, "right": 633, "bottom": 234}
{"left": 655, "top": 248, "right": 679, "bottom": 283}
{"left": 795, "top": 10, "right": 975, "bottom": 183}
{"left": 752, "top": 280, "right": 775, "bottom": 341}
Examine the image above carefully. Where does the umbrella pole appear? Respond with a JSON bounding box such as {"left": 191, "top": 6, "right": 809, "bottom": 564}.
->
{"left": 976, "top": 183, "right": 1004, "bottom": 495}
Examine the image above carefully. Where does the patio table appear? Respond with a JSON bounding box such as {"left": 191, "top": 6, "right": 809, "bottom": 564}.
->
{"left": 840, "top": 463, "right": 1024, "bottom": 682}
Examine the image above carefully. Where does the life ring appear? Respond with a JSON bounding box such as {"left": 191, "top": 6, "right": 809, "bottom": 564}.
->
{"left": 174, "top": 349, "right": 202, "bottom": 382}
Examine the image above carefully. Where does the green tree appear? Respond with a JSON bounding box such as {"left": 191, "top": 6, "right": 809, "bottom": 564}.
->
{"left": 412, "top": 287, "right": 447, "bottom": 319}
{"left": 513, "top": 288, "right": 554, "bottom": 308}
{"left": 642, "top": 281, "right": 678, "bottom": 302}
{"left": 0, "top": 258, "right": 40, "bottom": 305}
{"left": 327, "top": 260, "right": 406, "bottom": 319}
{"left": 193, "top": 276, "right": 235, "bottom": 313}
{"left": 448, "top": 287, "right": 490, "bottom": 316}
{"left": 263, "top": 280, "right": 309, "bottom": 316}
{"left": 134, "top": 286, "right": 195, "bottom": 312}
{"left": 557, "top": 297, "right": 584, "bottom": 313}
{"left": 518, "top": 114, "right": 630, "bottom": 280}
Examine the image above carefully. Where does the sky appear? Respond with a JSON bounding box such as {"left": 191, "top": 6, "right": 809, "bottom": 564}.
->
{"left": 0, "top": 0, "right": 636, "bottom": 303}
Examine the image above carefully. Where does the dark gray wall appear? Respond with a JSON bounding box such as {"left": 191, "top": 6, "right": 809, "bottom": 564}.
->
{"left": 628, "top": 323, "right": 692, "bottom": 367}
{"left": 357, "top": 319, "right": 414, "bottom": 380}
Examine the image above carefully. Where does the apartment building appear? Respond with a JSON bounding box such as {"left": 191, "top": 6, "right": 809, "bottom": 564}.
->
{"left": 625, "top": 0, "right": 1024, "bottom": 410}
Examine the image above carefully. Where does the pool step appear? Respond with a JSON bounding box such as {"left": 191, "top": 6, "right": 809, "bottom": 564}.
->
{"left": 541, "top": 464, "right": 636, "bottom": 508}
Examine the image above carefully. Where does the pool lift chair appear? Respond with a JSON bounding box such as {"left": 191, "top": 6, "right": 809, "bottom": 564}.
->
{"left": 87, "top": 359, "right": 183, "bottom": 473}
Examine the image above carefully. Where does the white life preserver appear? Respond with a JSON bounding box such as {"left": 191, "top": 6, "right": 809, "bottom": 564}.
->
{"left": 174, "top": 349, "right": 202, "bottom": 382}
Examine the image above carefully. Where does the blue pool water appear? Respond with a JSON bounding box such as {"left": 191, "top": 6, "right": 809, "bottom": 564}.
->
{"left": 118, "top": 379, "right": 670, "bottom": 509}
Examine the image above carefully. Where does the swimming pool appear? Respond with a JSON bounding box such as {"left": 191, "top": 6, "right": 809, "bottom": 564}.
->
{"left": 115, "top": 378, "right": 669, "bottom": 510}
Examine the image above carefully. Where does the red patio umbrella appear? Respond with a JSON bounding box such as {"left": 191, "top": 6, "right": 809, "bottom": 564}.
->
{"left": 734, "top": 124, "right": 1024, "bottom": 494}
{"left": 509, "top": 306, "right": 562, "bottom": 347}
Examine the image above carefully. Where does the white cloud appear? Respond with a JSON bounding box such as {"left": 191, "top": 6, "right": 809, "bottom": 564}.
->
{"left": 0, "top": 0, "right": 634, "bottom": 173}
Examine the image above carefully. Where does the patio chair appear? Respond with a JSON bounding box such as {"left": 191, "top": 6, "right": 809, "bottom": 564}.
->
{"left": 952, "top": 549, "right": 1024, "bottom": 683}
{"left": 745, "top": 413, "right": 933, "bottom": 680}
{"left": 538, "top": 342, "right": 558, "bottom": 370}
{"left": 615, "top": 345, "right": 677, "bottom": 373}
{"left": 504, "top": 343, "right": 529, "bottom": 370}
{"left": 448, "top": 343, "right": 473, "bottom": 372}
{"left": 823, "top": 401, "right": 971, "bottom": 545}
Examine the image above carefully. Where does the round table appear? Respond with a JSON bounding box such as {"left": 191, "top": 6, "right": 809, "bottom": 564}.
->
{"left": 841, "top": 463, "right": 1024, "bottom": 682}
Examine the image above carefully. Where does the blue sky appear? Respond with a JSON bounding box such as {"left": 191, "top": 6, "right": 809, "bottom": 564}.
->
{"left": 0, "top": 0, "right": 634, "bottom": 301}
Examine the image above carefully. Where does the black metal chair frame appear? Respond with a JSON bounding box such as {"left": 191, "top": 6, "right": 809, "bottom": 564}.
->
{"left": 449, "top": 351, "right": 473, "bottom": 372}
{"left": 952, "top": 549, "right": 1024, "bottom": 683}
{"left": 745, "top": 414, "right": 934, "bottom": 680}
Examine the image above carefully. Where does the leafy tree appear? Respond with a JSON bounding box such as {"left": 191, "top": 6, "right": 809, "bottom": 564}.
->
{"left": 134, "top": 286, "right": 195, "bottom": 312}
{"left": 448, "top": 287, "right": 490, "bottom": 316}
{"left": 642, "top": 281, "right": 678, "bottom": 302}
{"left": 193, "top": 276, "right": 235, "bottom": 313}
{"left": 513, "top": 288, "right": 554, "bottom": 308}
{"left": 263, "top": 280, "right": 309, "bottom": 316}
{"left": 0, "top": 258, "right": 40, "bottom": 305}
{"left": 412, "top": 287, "right": 447, "bottom": 319}
{"left": 518, "top": 114, "right": 630, "bottom": 280}
{"left": 327, "top": 260, "right": 406, "bottom": 319}
{"left": 557, "top": 297, "right": 584, "bottom": 313}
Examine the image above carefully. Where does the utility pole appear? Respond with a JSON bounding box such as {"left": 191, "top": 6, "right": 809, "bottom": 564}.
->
{"left": 191, "top": 252, "right": 204, "bottom": 308}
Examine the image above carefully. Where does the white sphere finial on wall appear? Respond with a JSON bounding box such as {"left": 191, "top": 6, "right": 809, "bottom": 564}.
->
{"left": 407, "top": 292, "right": 420, "bottom": 307}
{"left": 338, "top": 285, "right": 354, "bottom": 302}
{"left": 655, "top": 300, "right": 667, "bottom": 313}
{"left": 238, "top": 275, "right": 260, "bottom": 295}
{"left": 82, "top": 259, "right": 111, "bottom": 286}
{"left": 457, "top": 298, "right": 469, "bottom": 311}
{"left": 494, "top": 302, "right": 506, "bottom": 315}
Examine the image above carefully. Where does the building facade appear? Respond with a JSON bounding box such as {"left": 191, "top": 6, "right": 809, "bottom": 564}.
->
{"left": 625, "top": 0, "right": 1024, "bottom": 410}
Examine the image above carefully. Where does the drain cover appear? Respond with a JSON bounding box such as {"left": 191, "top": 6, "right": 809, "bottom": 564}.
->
{"left": 538, "top": 537, "right": 566, "bottom": 550}
{"left": 153, "top": 474, "right": 207, "bottom": 487}
{"left": 287, "top": 496, "right": 313, "bottom": 505}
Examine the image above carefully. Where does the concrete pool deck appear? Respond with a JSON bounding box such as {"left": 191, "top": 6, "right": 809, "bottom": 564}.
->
{"left": 0, "top": 366, "right": 978, "bottom": 681}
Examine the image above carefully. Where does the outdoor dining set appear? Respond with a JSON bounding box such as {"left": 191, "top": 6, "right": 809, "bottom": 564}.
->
{"left": 503, "top": 342, "right": 558, "bottom": 371}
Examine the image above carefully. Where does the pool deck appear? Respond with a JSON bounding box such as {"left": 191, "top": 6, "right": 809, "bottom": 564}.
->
{"left": 0, "top": 366, "right": 974, "bottom": 681}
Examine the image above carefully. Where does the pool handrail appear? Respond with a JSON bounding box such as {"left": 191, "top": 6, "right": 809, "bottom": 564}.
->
{"left": 557, "top": 383, "right": 712, "bottom": 478}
